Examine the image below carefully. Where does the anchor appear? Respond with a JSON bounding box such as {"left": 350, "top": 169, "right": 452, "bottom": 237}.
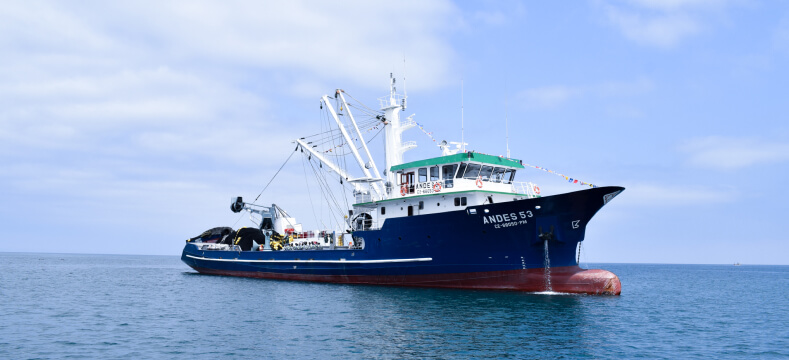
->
{"left": 538, "top": 225, "right": 554, "bottom": 291}
{"left": 535, "top": 225, "right": 563, "bottom": 246}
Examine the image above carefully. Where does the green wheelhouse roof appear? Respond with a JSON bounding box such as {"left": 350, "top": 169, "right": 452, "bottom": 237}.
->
{"left": 390, "top": 152, "right": 525, "bottom": 171}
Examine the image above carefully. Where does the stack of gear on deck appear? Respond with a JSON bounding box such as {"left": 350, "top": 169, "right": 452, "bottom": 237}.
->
{"left": 269, "top": 232, "right": 287, "bottom": 251}
{"left": 187, "top": 227, "right": 234, "bottom": 244}
{"left": 233, "top": 227, "right": 267, "bottom": 251}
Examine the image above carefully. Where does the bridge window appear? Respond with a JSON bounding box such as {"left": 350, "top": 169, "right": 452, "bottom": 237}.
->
{"left": 442, "top": 164, "right": 458, "bottom": 179}
{"left": 430, "top": 166, "right": 439, "bottom": 181}
{"left": 443, "top": 164, "right": 458, "bottom": 188}
{"left": 455, "top": 163, "right": 467, "bottom": 179}
{"left": 401, "top": 172, "right": 414, "bottom": 187}
{"left": 418, "top": 168, "right": 427, "bottom": 182}
{"left": 503, "top": 170, "right": 516, "bottom": 184}
{"left": 491, "top": 167, "right": 505, "bottom": 183}
{"left": 463, "top": 163, "right": 481, "bottom": 179}
{"left": 479, "top": 165, "right": 493, "bottom": 181}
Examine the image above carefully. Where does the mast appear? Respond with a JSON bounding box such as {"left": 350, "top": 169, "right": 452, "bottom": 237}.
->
{"left": 295, "top": 139, "right": 357, "bottom": 189}
{"left": 402, "top": 55, "right": 408, "bottom": 110}
{"left": 505, "top": 83, "right": 510, "bottom": 158}
{"left": 321, "top": 96, "right": 382, "bottom": 199}
{"left": 461, "top": 79, "right": 465, "bottom": 153}
{"left": 381, "top": 73, "right": 415, "bottom": 193}
{"left": 337, "top": 90, "right": 384, "bottom": 196}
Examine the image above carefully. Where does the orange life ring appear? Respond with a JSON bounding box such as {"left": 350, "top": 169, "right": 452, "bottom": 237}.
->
{"left": 533, "top": 185, "right": 541, "bottom": 195}
{"left": 476, "top": 177, "right": 483, "bottom": 188}
{"left": 400, "top": 186, "right": 407, "bottom": 196}
{"left": 433, "top": 182, "right": 442, "bottom": 192}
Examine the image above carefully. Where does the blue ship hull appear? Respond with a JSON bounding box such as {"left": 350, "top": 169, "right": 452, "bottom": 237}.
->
{"left": 181, "top": 186, "right": 624, "bottom": 294}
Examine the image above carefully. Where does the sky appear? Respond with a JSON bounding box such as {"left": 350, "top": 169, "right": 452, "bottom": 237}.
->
{"left": 1, "top": 0, "right": 788, "bottom": 264}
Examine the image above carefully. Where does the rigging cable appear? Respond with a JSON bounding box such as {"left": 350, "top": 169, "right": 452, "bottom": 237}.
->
{"left": 314, "top": 103, "right": 350, "bottom": 228}
{"left": 253, "top": 148, "right": 297, "bottom": 203}
{"left": 306, "top": 155, "right": 345, "bottom": 229}
{"left": 301, "top": 153, "right": 327, "bottom": 230}
{"left": 343, "top": 91, "right": 380, "bottom": 114}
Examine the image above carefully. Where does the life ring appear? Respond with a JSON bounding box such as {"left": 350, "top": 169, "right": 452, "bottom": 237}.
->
{"left": 433, "top": 182, "right": 442, "bottom": 192}
{"left": 400, "top": 186, "right": 407, "bottom": 196}
{"left": 533, "top": 185, "right": 541, "bottom": 195}
{"left": 476, "top": 177, "right": 483, "bottom": 188}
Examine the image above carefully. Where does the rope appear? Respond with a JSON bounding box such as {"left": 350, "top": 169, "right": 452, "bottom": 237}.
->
{"left": 306, "top": 154, "right": 345, "bottom": 229}
{"left": 253, "top": 148, "right": 297, "bottom": 202}
{"left": 523, "top": 163, "right": 599, "bottom": 188}
{"left": 301, "top": 154, "right": 324, "bottom": 229}
{"left": 343, "top": 91, "right": 381, "bottom": 115}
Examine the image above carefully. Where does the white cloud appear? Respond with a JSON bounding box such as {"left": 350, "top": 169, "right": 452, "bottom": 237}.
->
{"left": 105, "top": 1, "right": 459, "bottom": 91}
{"left": 680, "top": 136, "right": 789, "bottom": 170}
{"left": 0, "top": 1, "right": 461, "bottom": 162}
{"left": 0, "top": 1, "right": 463, "bottom": 255}
{"left": 605, "top": 8, "right": 699, "bottom": 48}
{"left": 626, "top": 0, "right": 725, "bottom": 12}
{"left": 0, "top": 66, "right": 273, "bottom": 165}
{"left": 518, "top": 85, "right": 578, "bottom": 108}
{"left": 0, "top": 1, "right": 460, "bottom": 98}
{"left": 517, "top": 77, "right": 653, "bottom": 108}
{"left": 599, "top": 0, "right": 735, "bottom": 48}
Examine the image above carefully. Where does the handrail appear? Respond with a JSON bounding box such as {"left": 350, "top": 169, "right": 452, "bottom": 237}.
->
{"left": 511, "top": 181, "right": 540, "bottom": 197}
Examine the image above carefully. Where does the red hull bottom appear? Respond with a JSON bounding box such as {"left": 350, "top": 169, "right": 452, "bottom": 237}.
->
{"left": 190, "top": 266, "right": 621, "bottom": 295}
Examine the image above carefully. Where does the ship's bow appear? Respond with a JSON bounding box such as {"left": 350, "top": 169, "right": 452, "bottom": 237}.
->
{"left": 551, "top": 266, "right": 621, "bottom": 295}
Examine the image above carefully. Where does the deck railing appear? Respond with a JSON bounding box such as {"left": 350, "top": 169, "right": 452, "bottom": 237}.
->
{"left": 511, "top": 181, "right": 541, "bottom": 197}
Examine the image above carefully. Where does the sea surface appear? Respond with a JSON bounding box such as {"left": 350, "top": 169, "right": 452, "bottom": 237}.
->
{"left": 0, "top": 253, "right": 787, "bottom": 359}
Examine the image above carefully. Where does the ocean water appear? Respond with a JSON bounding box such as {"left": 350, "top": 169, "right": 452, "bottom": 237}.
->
{"left": 1, "top": 253, "right": 787, "bottom": 359}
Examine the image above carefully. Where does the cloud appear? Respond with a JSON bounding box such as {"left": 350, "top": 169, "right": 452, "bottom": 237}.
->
{"left": 679, "top": 136, "right": 789, "bottom": 170}
{"left": 598, "top": 0, "right": 734, "bottom": 48}
{"left": 0, "top": 1, "right": 460, "bottom": 93}
{"left": 0, "top": 1, "right": 464, "bottom": 254}
{"left": 605, "top": 8, "right": 700, "bottom": 48}
{"left": 518, "top": 86, "right": 578, "bottom": 108}
{"left": 0, "top": 1, "right": 463, "bottom": 163}
{"left": 517, "top": 77, "right": 653, "bottom": 108}
{"left": 109, "top": 1, "right": 459, "bottom": 91}
{"left": 626, "top": 0, "right": 724, "bottom": 12}
{"left": 0, "top": 66, "right": 274, "bottom": 165}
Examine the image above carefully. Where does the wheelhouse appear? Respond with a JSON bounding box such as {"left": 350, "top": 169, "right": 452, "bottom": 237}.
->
{"left": 390, "top": 151, "right": 524, "bottom": 196}
{"left": 349, "top": 152, "right": 540, "bottom": 230}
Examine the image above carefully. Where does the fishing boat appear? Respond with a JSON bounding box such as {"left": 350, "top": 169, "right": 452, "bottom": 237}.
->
{"left": 181, "top": 75, "right": 624, "bottom": 295}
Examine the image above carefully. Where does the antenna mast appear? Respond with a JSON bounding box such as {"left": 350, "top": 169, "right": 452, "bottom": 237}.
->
{"left": 505, "top": 81, "right": 510, "bottom": 158}
{"left": 403, "top": 55, "right": 407, "bottom": 110}
{"left": 461, "top": 78, "right": 465, "bottom": 153}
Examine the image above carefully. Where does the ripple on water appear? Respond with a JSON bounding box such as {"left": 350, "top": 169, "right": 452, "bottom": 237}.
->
{"left": 0, "top": 254, "right": 787, "bottom": 359}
